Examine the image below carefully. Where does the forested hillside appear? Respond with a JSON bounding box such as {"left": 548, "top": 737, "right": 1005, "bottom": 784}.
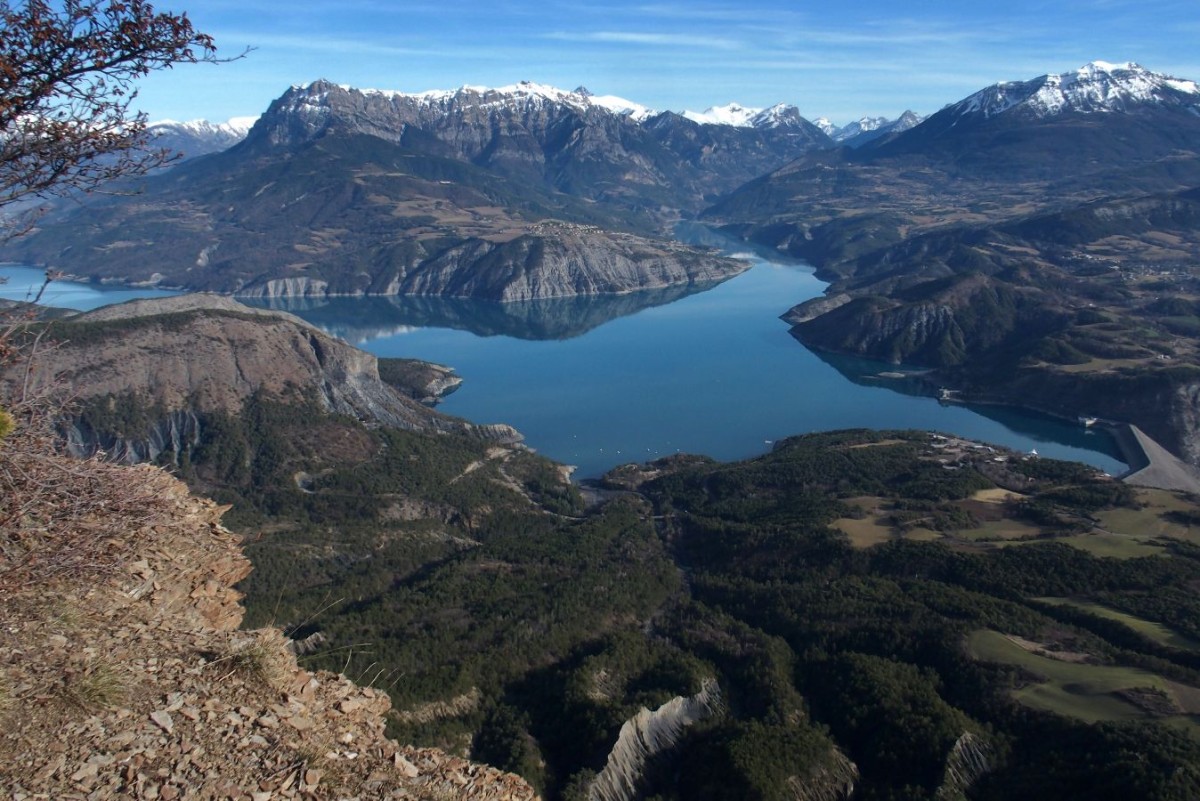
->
{"left": 14, "top": 300, "right": 1200, "bottom": 799}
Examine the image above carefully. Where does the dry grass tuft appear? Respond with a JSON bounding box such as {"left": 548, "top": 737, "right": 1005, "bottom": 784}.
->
{"left": 211, "top": 630, "right": 295, "bottom": 690}
{"left": 60, "top": 660, "right": 128, "bottom": 711}
{"left": 0, "top": 670, "right": 11, "bottom": 715}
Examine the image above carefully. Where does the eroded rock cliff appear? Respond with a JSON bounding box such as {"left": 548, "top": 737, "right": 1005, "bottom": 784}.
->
{"left": 4, "top": 294, "right": 521, "bottom": 464}
{"left": 588, "top": 679, "right": 722, "bottom": 801}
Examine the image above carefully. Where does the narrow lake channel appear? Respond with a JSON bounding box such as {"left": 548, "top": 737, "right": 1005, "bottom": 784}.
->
{"left": 2, "top": 233, "right": 1128, "bottom": 479}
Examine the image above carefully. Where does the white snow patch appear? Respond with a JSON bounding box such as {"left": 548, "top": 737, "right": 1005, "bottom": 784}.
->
{"left": 682, "top": 102, "right": 761, "bottom": 127}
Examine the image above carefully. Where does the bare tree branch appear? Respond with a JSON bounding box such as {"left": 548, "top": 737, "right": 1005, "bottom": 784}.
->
{"left": 0, "top": 0, "right": 245, "bottom": 238}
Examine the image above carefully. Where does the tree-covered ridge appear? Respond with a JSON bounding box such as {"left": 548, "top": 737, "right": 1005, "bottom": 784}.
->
{"left": 18, "top": 299, "right": 1198, "bottom": 798}
{"left": 216, "top": 420, "right": 1200, "bottom": 799}
{"left": 19, "top": 308, "right": 1200, "bottom": 799}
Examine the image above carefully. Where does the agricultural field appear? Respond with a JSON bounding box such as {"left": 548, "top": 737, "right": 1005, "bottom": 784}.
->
{"left": 1035, "top": 598, "right": 1200, "bottom": 652}
{"left": 967, "top": 630, "right": 1200, "bottom": 731}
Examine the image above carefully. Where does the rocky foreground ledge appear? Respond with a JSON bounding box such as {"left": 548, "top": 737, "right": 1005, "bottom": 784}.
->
{"left": 0, "top": 457, "right": 537, "bottom": 801}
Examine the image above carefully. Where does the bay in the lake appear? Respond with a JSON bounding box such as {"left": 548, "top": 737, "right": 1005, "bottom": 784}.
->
{"left": 0, "top": 265, "right": 181, "bottom": 310}
{"left": 1, "top": 242, "right": 1128, "bottom": 479}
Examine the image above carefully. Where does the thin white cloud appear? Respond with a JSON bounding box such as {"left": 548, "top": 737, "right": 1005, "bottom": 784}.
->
{"left": 543, "top": 30, "right": 742, "bottom": 49}
{"left": 209, "top": 31, "right": 442, "bottom": 58}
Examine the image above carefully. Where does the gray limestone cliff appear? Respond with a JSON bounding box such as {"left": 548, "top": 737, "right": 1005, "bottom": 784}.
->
{"left": 4, "top": 294, "right": 521, "bottom": 463}
{"left": 396, "top": 227, "right": 748, "bottom": 303}
{"left": 587, "top": 679, "right": 722, "bottom": 801}
{"left": 935, "top": 733, "right": 996, "bottom": 801}
{"left": 786, "top": 749, "right": 859, "bottom": 801}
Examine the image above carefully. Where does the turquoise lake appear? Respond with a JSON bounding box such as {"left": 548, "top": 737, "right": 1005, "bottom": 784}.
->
{"left": 1, "top": 242, "right": 1128, "bottom": 479}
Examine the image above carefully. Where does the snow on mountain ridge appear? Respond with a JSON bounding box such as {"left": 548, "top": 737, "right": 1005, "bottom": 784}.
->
{"left": 149, "top": 117, "right": 257, "bottom": 136}
{"left": 807, "top": 112, "right": 924, "bottom": 144}
{"left": 303, "top": 80, "right": 657, "bottom": 121}
{"left": 813, "top": 117, "right": 838, "bottom": 137}
{"left": 954, "top": 61, "right": 1200, "bottom": 120}
{"left": 833, "top": 116, "right": 889, "bottom": 140}
{"left": 289, "top": 80, "right": 817, "bottom": 130}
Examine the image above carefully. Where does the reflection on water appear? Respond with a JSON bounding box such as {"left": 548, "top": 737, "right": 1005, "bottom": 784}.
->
{"left": 1, "top": 245, "right": 1129, "bottom": 480}
{"left": 241, "top": 280, "right": 728, "bottom": 343}
{"left": 258, "top": 249, "right": 1125, "bottom": 478}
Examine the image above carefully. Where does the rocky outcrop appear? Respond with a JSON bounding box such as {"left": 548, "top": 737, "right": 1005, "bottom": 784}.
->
{"left": 786, "top": 748, "right": 859, "bottom": 801}
{"left": 1, "top": 295, "right": 527, "bottom": 479}
{"left": 7, "top": 295, "right": 523, "bottom": 454}
{"left": 394, "top": 227, "right": 749, "bottom": 302}
{"left": 587, "top": 679, "right": 722, "bottom": 801}
{"left": 935, "top": 732, "right": 996, "bottom": 801}
{"left": 234, "top": 276, "right": 330, "bottom": 299}
{"left": 0, "top": 457, "right": 538, "bottom": 800}
{"left": 783, "top": 292, "right": 852, "bottom": 325}
{"left": 65, "top": 408, "right": 202, "bottom": 465}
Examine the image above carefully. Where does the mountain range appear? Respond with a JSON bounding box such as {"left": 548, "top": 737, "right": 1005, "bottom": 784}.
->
{"left": 706, "top": 61, "right": 1200, "bottom": 462}
{"left": 814, "top": 110, "right": 924, "bottom": 147}
{"left": 0, "top": 77, "right": 922, "bottom": 301}
{"left": 3, "top": 79, "right": 856, "bottom": 298}
{"left": 11, "top": 61, "right": 1200, "bottom": 800}
{"left": 8, "top": 61, "right": 1200, "bottom": 462}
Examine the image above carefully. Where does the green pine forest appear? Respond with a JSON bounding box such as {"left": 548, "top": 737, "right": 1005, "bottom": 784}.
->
{"left": 71, "top": 374, "right": 1200, "bottom": 800}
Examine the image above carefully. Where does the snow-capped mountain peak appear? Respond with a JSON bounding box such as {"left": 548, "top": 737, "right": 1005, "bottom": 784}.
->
{"left": 146, "top": 116, "right": 257, "bottom": 159}
{"left": 813, "top": 117, "right": 838, "bottom": 138}
{"left": 682, "top": 102, "right": 761, "bottom": 127}
{"left": 148, "top": 116, "right": 257, "bottom": 137}
{"left": 680, "top": 102, "right": 811, "bottom": 130}
{"left": 807, "top": 112, "right": 925, "bottom": 146}
{"left": 748, "top": 103, "right": 809, "bottom": 130}
{"left": 952, "top": 61, "right": 1200, "bottom": 120}
{"left": 834, "top": 116, "right": 889, "bottom": 140}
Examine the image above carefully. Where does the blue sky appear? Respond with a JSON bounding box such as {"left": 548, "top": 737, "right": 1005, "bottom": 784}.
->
{"left": 135, "top": 0, "right": 1200, "bottom": 125}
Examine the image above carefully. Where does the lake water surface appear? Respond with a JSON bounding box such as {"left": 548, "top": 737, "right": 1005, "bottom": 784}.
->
{"left": 1, "top": 242, "right": 1127, "bottom": 479}
{"left": 0, "top": 265, "right": 182, "bottom": 310}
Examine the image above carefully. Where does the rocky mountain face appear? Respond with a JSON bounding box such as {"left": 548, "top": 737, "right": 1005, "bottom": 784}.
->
{"left": 707, "top": 62, "right": 1200, "bottom": 465}
{"left": 5, "top": 294, "right": 519, "bottom": 465}
{"left": 252, "top": 80, "right": 831, "bottom": 213}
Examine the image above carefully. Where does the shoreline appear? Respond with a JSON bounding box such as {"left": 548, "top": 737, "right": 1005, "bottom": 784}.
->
{"left": 952, "top": 396, "right": 1200, "bottom": 494}
{"left": 912, "top": 372, "right": 1200, "bottom": 493}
